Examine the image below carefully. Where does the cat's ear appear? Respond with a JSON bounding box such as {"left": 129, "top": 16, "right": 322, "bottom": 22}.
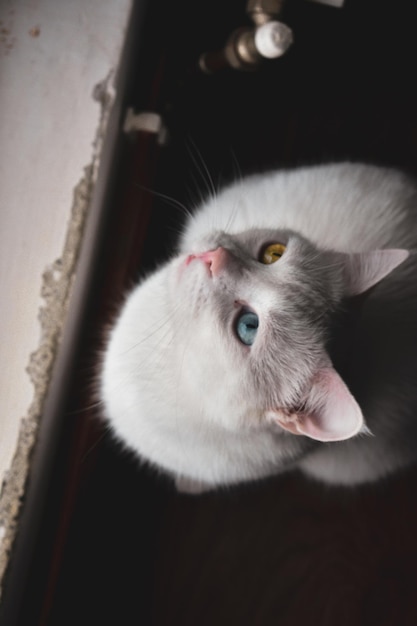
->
{"left": 266, "top": 367, "right": 366, "bottom": 442}
{"left": 342, "top": 249, "right": 409, "bottom": 295}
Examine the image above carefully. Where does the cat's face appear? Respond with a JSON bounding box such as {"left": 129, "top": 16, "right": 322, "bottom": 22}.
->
{"left": 101, "top": 228, "right": 407, "bottom": 489}
{"left": 170, "top": 230, "right": 338, "bottom": 422}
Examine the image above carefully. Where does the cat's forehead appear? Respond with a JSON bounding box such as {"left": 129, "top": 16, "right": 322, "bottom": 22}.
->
{"left": 232, "top": 227, "right": 291, "bottom": 248}
{"left": 198, "top": 227, "right": 294, "bottom": 257}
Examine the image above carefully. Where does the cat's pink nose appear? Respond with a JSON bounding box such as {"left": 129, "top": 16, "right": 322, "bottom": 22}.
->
{"left": 196, "top": 247, "right": 228, "bottom": 277}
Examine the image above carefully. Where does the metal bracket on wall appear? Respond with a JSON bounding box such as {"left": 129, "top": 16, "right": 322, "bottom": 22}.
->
{"left": 123, "top": 109, "right": 168, "bottom": 145}
{"left": 199, "top": 0, "right": 344, "bottom": 73}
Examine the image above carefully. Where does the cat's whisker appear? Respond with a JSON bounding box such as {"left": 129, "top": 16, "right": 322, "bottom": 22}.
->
{"left": 146, "top": 323, "right": 178, "bottom": 373}
{"left": 173, "top": 318, "right": 196, "bottom": 468}
{"left": 120, "top": 304, "right": 180, "bottom": 356}
{"left": 225, "top": 151, "right": 248, "bottom": 235}
{"left": 133, "top": 181, "right": 194, "bottom": 222}
{"left": 223, "top": 193, "right": 240, "bottom": 235}
{"left": 186, "top": 137, "right": 218, "bottom": 204}
{"left": 230, "top": 147, "right": 243, "bottom": 187}
{"left": 79, "top": 429, "right": 110, "bottom": 463}
{"left": 66, "top": 399, "right": 105, "bottom": 416}
{"left": 101, "top": 303, "right": 183, "bottom": 403}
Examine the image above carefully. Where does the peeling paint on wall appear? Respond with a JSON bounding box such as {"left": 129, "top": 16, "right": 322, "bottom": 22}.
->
{"left": 0, "top": 68, "right": 118, "bottom": 599}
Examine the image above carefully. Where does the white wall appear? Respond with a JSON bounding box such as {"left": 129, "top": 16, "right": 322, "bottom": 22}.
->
{"left": 0, "top": 0, "right": 133, "bottom": 578}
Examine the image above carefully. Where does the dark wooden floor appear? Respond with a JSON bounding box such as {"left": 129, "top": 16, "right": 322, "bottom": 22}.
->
{"left": 6, "top": 0, "right": 417, "bottom": 623}
{"left": 153, "top": 468, "right": 417, "bottom": 626}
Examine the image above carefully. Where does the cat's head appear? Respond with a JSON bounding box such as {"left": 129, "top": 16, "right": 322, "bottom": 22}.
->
{"left": 101, "top": 228, "right": 407, "bottom": 491}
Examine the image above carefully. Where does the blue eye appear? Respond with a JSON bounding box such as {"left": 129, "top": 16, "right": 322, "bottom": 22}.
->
{"left": 235, "top": 310, "right": 259, "bottom": 346}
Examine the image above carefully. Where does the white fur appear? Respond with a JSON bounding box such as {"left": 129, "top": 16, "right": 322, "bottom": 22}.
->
{"left": 101, "top": 163, "right": 417, "bottom": 490}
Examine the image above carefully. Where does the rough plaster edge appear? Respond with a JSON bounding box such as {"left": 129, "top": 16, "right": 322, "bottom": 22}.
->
{"left": 0, "top": 70, "right": 116, "bottom": 599}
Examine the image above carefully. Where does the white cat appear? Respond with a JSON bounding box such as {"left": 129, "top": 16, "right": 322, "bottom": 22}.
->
{"left": 101, "top": 162, "right": 417, "bottom": 492}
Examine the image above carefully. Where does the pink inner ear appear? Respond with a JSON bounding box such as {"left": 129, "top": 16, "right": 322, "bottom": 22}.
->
{"left": 268, "top": 368, "right": 364, "bottom": 442}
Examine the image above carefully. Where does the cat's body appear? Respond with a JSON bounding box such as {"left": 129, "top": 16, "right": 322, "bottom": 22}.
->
{"left": 101, "top": 162, "right": 417, "bottom": 491}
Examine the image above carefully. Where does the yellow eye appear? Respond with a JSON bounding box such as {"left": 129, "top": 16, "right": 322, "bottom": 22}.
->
{"left": 261, "top": 243, "right": 286, "bottom": 264}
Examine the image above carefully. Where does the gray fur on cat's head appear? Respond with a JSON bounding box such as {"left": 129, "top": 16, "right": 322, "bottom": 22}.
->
{"left": 101, "top": 164, "right": 410, "bottom": 491}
